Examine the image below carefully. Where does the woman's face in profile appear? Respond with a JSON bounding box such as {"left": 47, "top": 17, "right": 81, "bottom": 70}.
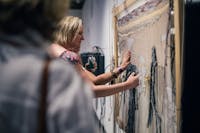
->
{"left": 71, "top": 26, "right": 84, "bottom": 53}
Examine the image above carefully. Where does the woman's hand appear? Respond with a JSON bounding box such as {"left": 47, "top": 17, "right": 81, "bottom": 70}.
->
{"left": 121, "top": 50, "right": 131, "bottom": 70}
{"left": 126, "top": 72, "right": 139, "bottom": 89}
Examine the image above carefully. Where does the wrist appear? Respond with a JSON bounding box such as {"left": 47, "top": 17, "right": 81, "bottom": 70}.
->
{"left": 110, "top": 66, "right": 125, "bottom": 79}
{"left": 110, "top": 69, "right": 118, "bottom": 78}
{"left": 117, "top": 66, "right": 125, "bottom": 74}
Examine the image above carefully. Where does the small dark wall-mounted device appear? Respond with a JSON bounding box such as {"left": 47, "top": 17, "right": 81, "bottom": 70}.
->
{"left": 81, "top": 52, "right": 105, "bottom": 76}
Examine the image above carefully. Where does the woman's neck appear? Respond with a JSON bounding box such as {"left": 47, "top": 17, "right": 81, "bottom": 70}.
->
{"left": 65, "top": 46, "right": 79, "bottom": 54}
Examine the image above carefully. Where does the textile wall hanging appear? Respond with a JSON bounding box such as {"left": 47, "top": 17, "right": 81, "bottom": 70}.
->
{"left": 112, "top": 0, "right": 176, "bottom": 133}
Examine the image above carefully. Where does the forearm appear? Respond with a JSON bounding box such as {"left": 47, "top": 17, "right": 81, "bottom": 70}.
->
{"left": 93, "top": 71, "right": 115, "bottom": 85}
{"left": 93, "top": 66, "right": 125, "bottom": 85}
{"left": 93, "top": 81, "right": 136, "bottom": 98}
{"left": 84, "top": 68, "right": 115, "bottom": 85}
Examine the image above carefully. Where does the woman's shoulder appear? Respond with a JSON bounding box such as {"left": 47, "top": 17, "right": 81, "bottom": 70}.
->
{"left": 48, "top": 43, "right": 66, "bottom": 57}
{"left": 59, "top": 50, "right": 81, "bottom": 65}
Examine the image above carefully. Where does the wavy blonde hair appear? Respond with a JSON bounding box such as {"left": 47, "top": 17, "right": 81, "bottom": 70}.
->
{"left": 53, "top": 16, "right": 82, "bottom": 47}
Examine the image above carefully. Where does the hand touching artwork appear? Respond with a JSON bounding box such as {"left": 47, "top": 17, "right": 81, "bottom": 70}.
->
{"left": 120, "top": 50, "right": 131, "bottom": 70}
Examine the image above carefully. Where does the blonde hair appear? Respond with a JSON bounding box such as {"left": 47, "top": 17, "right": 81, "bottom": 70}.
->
{"left": 54, "top": 16, "right": 82, "bottom": 47}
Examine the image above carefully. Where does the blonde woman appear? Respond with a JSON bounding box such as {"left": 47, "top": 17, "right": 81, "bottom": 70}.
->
{"left": 49, "top": 16, "right": 139, "bottom": 97}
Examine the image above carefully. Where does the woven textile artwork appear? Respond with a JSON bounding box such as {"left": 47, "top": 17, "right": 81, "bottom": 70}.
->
{"left": 114, "top": 0, "right": 176, "bottom": 133}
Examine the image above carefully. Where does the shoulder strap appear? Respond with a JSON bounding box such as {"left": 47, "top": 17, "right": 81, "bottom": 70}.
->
{"left": 37, "top": 56, "right": 51, "bottom": 133}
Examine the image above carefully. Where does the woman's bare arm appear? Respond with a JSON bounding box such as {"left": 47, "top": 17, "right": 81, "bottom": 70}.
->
{"left": 83, "top": 51, "right": 132, "bottom": 85}
{"left": 91, "top": 73, "right": 139, "bottom": 97}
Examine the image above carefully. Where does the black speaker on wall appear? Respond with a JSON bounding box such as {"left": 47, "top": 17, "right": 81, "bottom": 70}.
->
{"left": 80, "top": 52, "right": 105, "bottom": 76}
{"left": 182, "top": 0, "right": 200, "bottom": 132}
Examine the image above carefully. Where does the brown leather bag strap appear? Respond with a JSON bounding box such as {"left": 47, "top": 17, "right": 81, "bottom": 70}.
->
{"left": 37, "top": 56, "right": 51, "bottom": 133}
